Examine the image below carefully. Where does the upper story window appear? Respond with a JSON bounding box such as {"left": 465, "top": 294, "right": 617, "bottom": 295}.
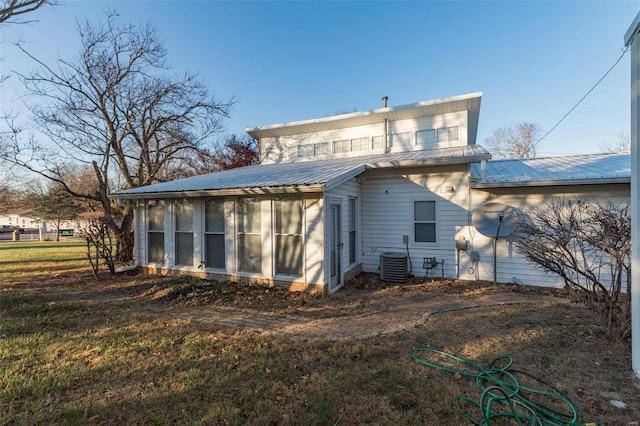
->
{"left": 437, "top": 126, "right": 459, "bottom": 143}
{"left": 333, "top": 137, "right": 369, "bottom": 154}
{"left": 333, "top": 140, "right": 349, "bottom": 153}
{"left": 298, "top": 142, "right": 329, "bottom": 157}
{"left": 416, "top": 129, "right": 436, "bottom": 145}
{"left": 389, "top": 132, "right": 411, "bottom": 149}
{"left": 416, "top": 126, "right": 459, "bottom": 147}
{"left": 372, "top": 136, "right": 384, "bottom": 150}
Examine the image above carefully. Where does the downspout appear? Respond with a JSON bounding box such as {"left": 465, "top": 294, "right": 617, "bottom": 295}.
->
{"left": 382, "top": 96, "right": 389, "bottom": 153}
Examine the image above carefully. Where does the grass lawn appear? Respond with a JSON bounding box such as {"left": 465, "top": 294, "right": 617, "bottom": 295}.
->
{"left": 1, "top": 242, "right": 639, "bottom": 425}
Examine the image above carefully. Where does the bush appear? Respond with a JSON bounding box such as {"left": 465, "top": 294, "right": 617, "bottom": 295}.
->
{"left": 513, "top": 198, "right": 630, "bottom": 340}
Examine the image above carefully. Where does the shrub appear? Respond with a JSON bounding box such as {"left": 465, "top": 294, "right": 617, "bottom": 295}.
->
{"left": 513, "top": 198, "right": 630, "bottom": 340}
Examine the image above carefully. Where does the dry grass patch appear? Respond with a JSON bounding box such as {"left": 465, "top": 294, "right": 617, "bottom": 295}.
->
{"left": 0, "top": 243, "right": 638, "bottom": 425}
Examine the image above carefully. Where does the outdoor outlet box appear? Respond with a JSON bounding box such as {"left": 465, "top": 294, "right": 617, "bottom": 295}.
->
{"left": 470, "top": 251, "right": 480, "bottom": 261}
{"left": 402, "top": 235, "right": 409, "bottom": 244}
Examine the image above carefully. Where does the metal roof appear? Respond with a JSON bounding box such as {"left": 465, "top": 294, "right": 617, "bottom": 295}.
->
{"left": 113, "top": 145, "right": 490, "bottom": 199}
{"left": 245, "top": 92, "right": 482, "bottom": 144}
{"left": 471, "top": 152, "right": 631, "bottom": 188}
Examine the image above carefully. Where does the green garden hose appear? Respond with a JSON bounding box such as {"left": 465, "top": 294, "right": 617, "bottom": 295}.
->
{"left": 409, "top": 348, "right": 601, "bottom": 426}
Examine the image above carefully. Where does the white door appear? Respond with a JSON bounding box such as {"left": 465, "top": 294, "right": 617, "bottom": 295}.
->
{"left": 329, "top": 202, "right": 342, "bottom": 291}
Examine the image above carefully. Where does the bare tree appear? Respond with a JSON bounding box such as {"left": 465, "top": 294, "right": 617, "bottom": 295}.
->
{"left": 513, "top": 199, "right": 631, "bottom": 341}
{"left": 484, "top": 122, "right": 543, "bottom": 159}
{"left": 600, "top": 131, "right": 630, "bottom": 153}
{"left": 0, "top": 0, "right": 50, "bottom": 24}
{"left": 5, "top": 12, "right": 235, "bottom": 262}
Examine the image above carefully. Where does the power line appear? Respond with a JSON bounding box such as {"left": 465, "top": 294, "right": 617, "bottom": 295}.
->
{"left": 537, "top": 47, "right": 630, "bottom": 145}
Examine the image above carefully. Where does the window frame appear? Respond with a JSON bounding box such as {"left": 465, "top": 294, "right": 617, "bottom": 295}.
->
{"left": 389, "top": 132, "right": 411, "bottom": 149}
{"left": 371, "top": 135, "right": 384, "bottom": 150}
{"left": 273, "top": 196, "right": 304, "bottom": 277}
{"left": 174, "top": 198, "right": 194, "bottom": 267}
{"left": 147, "top": 199, "right": 165, "bottom": 265}
{"left": 348, "top": 197, "right": 357, "bottom": 265}
{"left": 204, "top": 198, "right": 226, "bottom": 270}
{"left": 236, "top": 197, "right": 262, "bottom": 274}
{"left": 413, "top": 199, "right": 438, "bottom": 244}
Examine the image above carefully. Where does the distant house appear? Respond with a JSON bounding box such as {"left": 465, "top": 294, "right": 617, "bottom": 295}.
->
{"left": 0, "top": 210, "right": 39, "bottom": 229}
{"left": 0, "top": 210, "right": 93, "bottom": 236}
{"left": 112, "top": 92, "right": 630, "bottom": 293}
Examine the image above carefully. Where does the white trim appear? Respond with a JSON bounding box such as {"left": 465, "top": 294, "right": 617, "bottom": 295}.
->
{"left": 412, "top": 198, "right": 439, "bottom": 246}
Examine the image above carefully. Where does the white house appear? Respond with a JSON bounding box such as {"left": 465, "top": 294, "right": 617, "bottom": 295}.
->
{"left": 111, "top": 92, "right": 630, "bottom": 294}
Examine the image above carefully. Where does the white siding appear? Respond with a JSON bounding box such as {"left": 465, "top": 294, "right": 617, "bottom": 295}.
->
{"left": 461, "top": 184, "right": 630, "bottom": 286}
{"left": 260, "top": 112, "right": 469, "bottom": 164}
{"left": 361, "top": 165, "right": 471, "bottom": 278}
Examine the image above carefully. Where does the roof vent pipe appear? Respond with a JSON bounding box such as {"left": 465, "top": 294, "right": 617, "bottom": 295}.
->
{"left": 382, "top": 96, "right": 389, "bottom": 152}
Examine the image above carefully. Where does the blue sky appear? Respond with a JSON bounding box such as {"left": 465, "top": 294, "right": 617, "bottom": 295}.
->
{"left": 1, "top": 0, "right": 638, "bottom": 156}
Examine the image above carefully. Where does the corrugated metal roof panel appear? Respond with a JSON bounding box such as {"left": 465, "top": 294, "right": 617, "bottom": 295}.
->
{"left": 471, "top": 152, "right": 631, "bottom": 186}
{"left": 113, "top": 146, "right": 490, "bottom": 198}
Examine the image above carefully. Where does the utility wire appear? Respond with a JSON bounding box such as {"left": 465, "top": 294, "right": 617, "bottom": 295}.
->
{"left": 537, "top": 47, "right": 630, "bottom": 145}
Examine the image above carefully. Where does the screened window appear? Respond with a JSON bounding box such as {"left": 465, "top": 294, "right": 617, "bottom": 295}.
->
{"left": 147, "top": 200, "right": 165, "bottom": 264}
{"left": 174, "top": 199, "right": 194, "bottom": 266}
{"left": 205, "top": 199, "right": 225, "bottom": 269}
{"left": 414, "top": 200, "right": 437, "bottom": 243}
{"left": 348, "top": 197, "right": 357, "bottom": 264}
{"left": 274, "top": 197, "right": 303, "bottom": 276}
{"left": 237, "top": 197, "right": 262, "bottom": 273}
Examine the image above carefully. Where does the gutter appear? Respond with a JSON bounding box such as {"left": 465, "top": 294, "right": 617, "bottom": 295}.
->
{"left": 471, "top": 177, "right": 631, "bottom": 189}
{"left": 110, "top": 183, "right": 326, "bottom": 200}
{"left": 366, "top": 153, "right": 492, "bottom": 169}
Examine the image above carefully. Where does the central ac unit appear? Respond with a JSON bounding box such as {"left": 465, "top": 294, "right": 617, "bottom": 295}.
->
{"left": 380, "top": 252, "right": 408, "bottom": 282}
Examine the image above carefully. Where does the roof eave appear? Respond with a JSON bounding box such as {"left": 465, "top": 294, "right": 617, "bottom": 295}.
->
{"left": 246, "top": 92, "right": 482, "bottom": 139}
{"left": 111, "top": 183, "right": 325, "bottom": 200}
{"left": 471, "top": 177, "right": 631, "bottom": 189}
{"left": 367, "top": 153, "right": 491, "bottom": 169}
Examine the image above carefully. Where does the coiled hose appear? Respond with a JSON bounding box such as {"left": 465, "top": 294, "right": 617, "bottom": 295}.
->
{"left": 409, "top": 348, "right": 601, "bottom": 426}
